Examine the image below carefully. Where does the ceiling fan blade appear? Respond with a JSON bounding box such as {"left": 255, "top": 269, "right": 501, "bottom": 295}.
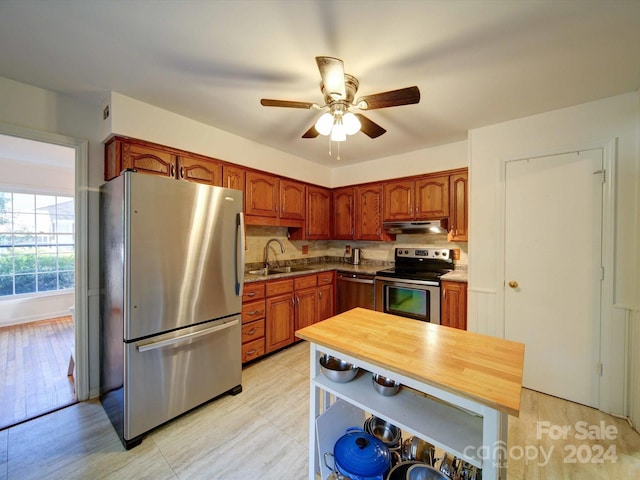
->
{"left": 260, "top": 98, "right": 315, "bottom": 109}
{"left": 316, "top": 56, "right": 346, "bottom": 100}
{"left": 356, "top": 86, "right": 420, "bottom": 110}
{"left": 355, "top": 114, "right": 386, "bottom": 138}
{"left": 302, "top": 124, "right": 319, "bottom": 138}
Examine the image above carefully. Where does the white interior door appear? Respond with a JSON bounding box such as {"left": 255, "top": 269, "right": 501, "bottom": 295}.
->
{"left": 504, "top": 149, "right": 603, "bottom": 408}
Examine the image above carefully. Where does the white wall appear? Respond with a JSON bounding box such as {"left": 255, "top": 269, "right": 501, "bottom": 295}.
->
{"left": 106, "top": 92, "right": 332, "bottom": 187}
{"left": 331, "top": 140, "right": 468, "bottom": 187}
{"left": 468, "top": 92, "right": 639, "bottom": 417}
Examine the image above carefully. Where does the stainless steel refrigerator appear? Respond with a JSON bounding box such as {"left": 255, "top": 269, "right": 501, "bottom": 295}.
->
{"left": 100, "top": 170, "right": 245, "bottom": 449}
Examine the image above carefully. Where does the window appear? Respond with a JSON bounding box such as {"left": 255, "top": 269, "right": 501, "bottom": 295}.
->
{"left": 0, "top": 192, "right": 75, "bottom": 297}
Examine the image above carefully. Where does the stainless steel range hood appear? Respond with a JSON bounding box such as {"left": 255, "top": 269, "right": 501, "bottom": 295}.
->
{"left": 383, "top": 219, "right": 448, "bottom": 234}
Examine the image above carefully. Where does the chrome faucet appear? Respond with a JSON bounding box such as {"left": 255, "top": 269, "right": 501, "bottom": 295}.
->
{"left": 264, "top": 238, "right": 285, "bottom": 269}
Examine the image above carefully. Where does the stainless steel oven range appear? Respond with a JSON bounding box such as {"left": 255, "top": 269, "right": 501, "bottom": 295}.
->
{"left": 374, "top": 248, "right": 454, "bottom": 323}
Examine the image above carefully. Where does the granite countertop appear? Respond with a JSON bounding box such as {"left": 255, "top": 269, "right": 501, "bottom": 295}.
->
{"left": 243, "top": 261, "right": 392, "bottom": 282}
{"left": 440, "top": 270, "right": 468, "bottom": 283}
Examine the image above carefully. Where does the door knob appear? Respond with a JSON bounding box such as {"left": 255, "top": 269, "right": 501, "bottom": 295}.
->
{"left": 508, "top": 281, "right": 519, "bottom": 289}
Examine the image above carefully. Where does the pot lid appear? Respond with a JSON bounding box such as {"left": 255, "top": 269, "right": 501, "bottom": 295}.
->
{"left": 334, "top": 428, "right": 390, "bottom": 476}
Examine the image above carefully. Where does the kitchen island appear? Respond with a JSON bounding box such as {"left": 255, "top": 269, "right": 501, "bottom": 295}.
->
{"left": 295, "top": 308, "right": 524, "bottom": 480}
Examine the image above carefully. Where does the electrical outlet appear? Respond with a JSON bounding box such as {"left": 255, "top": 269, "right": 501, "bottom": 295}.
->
{"left": 103, "top": 104, "right": 110, "bottom": 120}
{"left": 345, "top": 245, "right": 351, "bottom": 255}
{"left": 302, "top": 245, "right": 309, "bottom": 255}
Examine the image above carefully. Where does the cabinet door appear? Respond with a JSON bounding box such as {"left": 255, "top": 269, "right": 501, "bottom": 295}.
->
{"left": 415, "top": 174, "right": 449, "bottom": 219}
{"left": 265, "top": 293, "right": 295, "bottom": 353}
{"left": 383, "top": 179, "right": 414, "bottom": 221}
{"left": 121, "top": 141, "right": 175, "bottom": 178}
{"left": 448, "top": 171, "right": 468, "bottom": 241}
{"left": 246, "top": 171, "right": 279, "bottom": 218}
{"left": 177, "top": 155, "right": 222, "bottom": 186}
{"left": 333, "top": 187, "right": 355, "bottom": 240}
{"left": 223, "top": 165, "right": 245, "bottom": 191}
{"left": 307, "top": 186, "right": 331, "bottom": 240}
{"left": 355, "top": 185, "right": 386, "bottom": 241}
{"left": 280, "top": 179, "right": 306, "bottom": 220}
{"left": 295, "top": 287, "right": 317, "bottom": 331}
{"left": 317, "top": 283, "right": 334, "bottom": 322}
{"left": 441, "top": 281, "right": 467, "bottom": 330}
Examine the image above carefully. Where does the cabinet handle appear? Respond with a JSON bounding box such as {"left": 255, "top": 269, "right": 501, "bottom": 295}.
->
{"left": 170, "top": 164, "right": 175, "bottom": 177}
{"left": 443, "top": 290, "right": 446, "bottom": 299}
{"left": 246, "top": 292, "right": 257, "bottom": 297}
{"left": 246, "top": 328, "right": 258, "bottom": 335}
{"left": 180, "top": 166, "right": 184, "bottom": 178}
{"left": 246, "top": 349, "right": 257, "bottom": 356}
{"left": 319, "top": 291, "right": 323, "bottom": 299}
{"left": 246, "top": 310, "right": 259, "bottom": 315}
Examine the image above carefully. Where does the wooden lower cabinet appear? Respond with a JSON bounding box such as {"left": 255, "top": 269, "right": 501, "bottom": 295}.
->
{"left": 244, "top": 272, "right": 336, "bottom": 360}
{"left": 440, "top": 281, "right": 467, "bottom": 330}
{"left": 317, "top": 271, "right": 335, "bottom": 322}
{"left": 241, "top": 282, "right": 266, "bottom": 363}
{"left": 266, "top": 292, "right": 295, "bottom": 353}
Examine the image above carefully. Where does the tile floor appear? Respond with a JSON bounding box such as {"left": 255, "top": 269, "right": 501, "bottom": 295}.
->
{"left": 0, "top": 341, "right": 639, "bottom": 479}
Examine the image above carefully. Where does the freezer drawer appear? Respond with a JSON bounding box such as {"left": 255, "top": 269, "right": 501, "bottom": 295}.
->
{"left": 124, "top": 316, "right": 241, "bottom": 440}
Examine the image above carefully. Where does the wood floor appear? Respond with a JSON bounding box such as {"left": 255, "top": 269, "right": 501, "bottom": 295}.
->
{"left": 0, "top": 316, "right": 76, "bottom": 430}
{"left": 0, "top": 341, "right": 638, "bottom": 479}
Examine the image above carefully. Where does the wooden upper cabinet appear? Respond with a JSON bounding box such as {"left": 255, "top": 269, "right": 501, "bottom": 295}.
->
{"left": 121, "top": 141, "right": 175, "bottom": 178}
{"left": 279, "top": 179, "right": 305, "bottom": 220}
{"left": 416, "top": 174, "right": 449, "bottom": 219}
{"left": 448, "top": 171, "right": 468, "bottom": 241}
{"left": 306, "top": 186, "right": 331, "bottom": 240}
{"left": 223, "top": 164, "right": 245, "bottom": 191}
{"left": 383, "top": 179, "right": 414, "bottom": 221}
{"left": 245, "top": 171, "right": 279, "bottom": 219}
{"left": 176, "top": 155, "right": 222, "bottom": 186}
{"left": 333, "top": 187, "right": 355, "bottom": 240}
{"left": 355, "top": 184, "right": 391, "bottom": 241}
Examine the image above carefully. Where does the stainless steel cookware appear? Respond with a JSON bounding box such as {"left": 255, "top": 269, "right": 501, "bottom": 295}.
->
{"left": 319, "top": 354, "right": 359, "bottom": 383}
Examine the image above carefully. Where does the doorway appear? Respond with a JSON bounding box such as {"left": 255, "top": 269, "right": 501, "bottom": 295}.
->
{"left": 504, "top": 149, "right": 604, "bottom": 408}
{"left": 0, "top": 128, "right": 87, "bottom": 428}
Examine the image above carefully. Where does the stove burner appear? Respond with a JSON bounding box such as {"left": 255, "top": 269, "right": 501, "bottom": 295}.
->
{"left": 376, "top": 247, "right": 454, "bottom": 283}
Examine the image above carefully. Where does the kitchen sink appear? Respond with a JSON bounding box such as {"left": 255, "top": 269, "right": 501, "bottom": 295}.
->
{"left": 247, "top": 265, "right": 316, "bottom": 276}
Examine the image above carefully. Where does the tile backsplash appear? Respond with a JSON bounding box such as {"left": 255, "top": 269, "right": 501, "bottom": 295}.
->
{"left": 245, "top": 226, "right": 468, "bottom": 266}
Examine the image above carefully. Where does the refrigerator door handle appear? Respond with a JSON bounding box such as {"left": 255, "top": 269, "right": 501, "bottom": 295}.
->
{"left": 235, "top": 212, "right": 245, "bottom": 296}
{"left": 137, "top": 319, "right": 240, "bottom": 353}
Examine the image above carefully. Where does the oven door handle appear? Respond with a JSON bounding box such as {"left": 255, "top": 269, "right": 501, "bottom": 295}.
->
{"left": 374, "top": 276, "right": 440, "bottom": 287}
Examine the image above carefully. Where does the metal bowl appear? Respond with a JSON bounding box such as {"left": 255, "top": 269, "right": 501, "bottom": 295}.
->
{"left": 372, "top": 373, "right": 400, "bottom": 396}
{"left": 319, "top": 354, "right": 358, "bottom": 383}
{"left": 364, "top": 416, "right": 402, "bottom": 447}
{"left": 406, "top": 463, "right": 450, "bottom": 480}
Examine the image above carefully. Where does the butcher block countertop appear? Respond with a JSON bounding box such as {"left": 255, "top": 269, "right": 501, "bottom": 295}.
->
{"left": 296, "top": 308, "right": 525, "bottom": 417}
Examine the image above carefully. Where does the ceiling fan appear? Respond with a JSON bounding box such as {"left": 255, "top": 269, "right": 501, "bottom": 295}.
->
{"left": 260, "top": 56, "right": 420, "bottom": 142}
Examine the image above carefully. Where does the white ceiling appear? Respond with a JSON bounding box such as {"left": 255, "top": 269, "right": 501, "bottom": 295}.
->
{"left": 0, "top": 0, "right": 639, "bottom": 167}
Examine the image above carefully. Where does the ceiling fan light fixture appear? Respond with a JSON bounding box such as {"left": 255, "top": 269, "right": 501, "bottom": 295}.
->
{"left": 330, "top": 119, "right": 347, "bottom": 142}
{"left": 343, "top": 112, "right": 361, "bottom": 135}
{"left": 315, "top": 112, "right": 334, "bottom": 136}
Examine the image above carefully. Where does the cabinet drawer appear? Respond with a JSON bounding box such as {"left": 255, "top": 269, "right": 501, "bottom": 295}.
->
{"left": 317, "top": 271, "right": 334, "bottom": 285}
{"left": 266, "top": 279, "right": 294, "bottom": 297}
{"left": 242, "top": 338, "right": 265, "bottom": 363}
{"left": 242, "top": 299, "right": 266, "bottom": 323}
{"left": 243, "top": 282, "right": 265, "bottom": 302}
{"left": 242, "top": 319, "right": 265, "bottom": 343}
{"left": 295, "top": 274, "right": 317, "bottom": 290}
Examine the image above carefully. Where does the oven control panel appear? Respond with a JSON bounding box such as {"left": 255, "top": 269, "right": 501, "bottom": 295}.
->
{"left": 395, "top": 248, "right": 451, "bottom": 260}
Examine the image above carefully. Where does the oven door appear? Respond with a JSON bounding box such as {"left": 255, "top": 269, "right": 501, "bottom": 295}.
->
{"left": 374, "top": 277, "right": 440, "bottom": 324}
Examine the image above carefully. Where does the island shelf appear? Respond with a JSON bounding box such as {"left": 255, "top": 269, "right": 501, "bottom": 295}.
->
{"left": 296, "top": 308, "right": 525, "bottom": 480}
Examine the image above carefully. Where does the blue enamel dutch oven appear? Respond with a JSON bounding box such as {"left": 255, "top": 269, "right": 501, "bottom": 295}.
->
{"left": 324, "top": 428, "right": 391, "bottom": 480}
